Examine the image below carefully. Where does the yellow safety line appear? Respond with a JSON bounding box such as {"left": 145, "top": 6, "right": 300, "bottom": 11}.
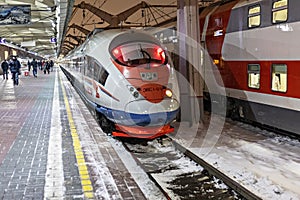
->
{"left": 59, "top": 73, "right": 95, "bottom": 199}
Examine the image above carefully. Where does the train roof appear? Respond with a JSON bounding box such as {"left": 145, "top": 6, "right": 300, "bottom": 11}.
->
{"left": 205, "top": 0, "right": 263, "bottom": 10}
{"left": 232, "top": 0, "right": 263, "bottom": 9}
{"left": 64, "top": 28, "right": 162, "bottom": 59}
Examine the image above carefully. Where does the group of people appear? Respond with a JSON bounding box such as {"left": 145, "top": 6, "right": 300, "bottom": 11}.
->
{"left": 1, "top": 56, "right": 55, "bottom": 86}
{"left": 27, "top": 59, "right": 54, "bottom": 76}
{"left": 1, "top": 56, "right": 21, "bottom": 85}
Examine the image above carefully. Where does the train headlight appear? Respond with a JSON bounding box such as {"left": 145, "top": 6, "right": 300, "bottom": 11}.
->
{"left": 129, "top": 87, "right": 134, "bottom": 92}
{"left": 165, "top": 89, "right": 173, "bottom": 98}
{"left": 133, "top": 91, "right": 139, "bottom": 98}
{"left": 128, "top": 85, "right": 140, "bottom": 98}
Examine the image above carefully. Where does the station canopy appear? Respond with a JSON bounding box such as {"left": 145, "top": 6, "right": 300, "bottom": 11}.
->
{"left": 0, "top": 0, "right": 216, "bottom": 59}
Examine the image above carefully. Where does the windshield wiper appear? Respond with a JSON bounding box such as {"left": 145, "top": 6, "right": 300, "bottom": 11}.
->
{"left": 139, "top": 44, "right": 151, "bottom": 64}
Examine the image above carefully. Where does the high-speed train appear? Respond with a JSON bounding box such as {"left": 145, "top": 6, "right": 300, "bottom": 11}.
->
{"left": 199, "top": 0, "right": 300, "bottom": 135}
{"left": 61, "top": 29, "right": 180, "bottom": 139}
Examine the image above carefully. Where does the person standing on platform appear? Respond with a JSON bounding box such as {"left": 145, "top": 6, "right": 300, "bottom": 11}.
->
{"left": 41, "top": 60, "right": 45, "bottom": 71}
{"left": 37, "top": 60, "right": 41, "bottom": 70}
{"left": 50, "top": 60, "right": 54, "bottom": 72}
{"left": 31, "top": 58, "right": 38, "bottom": 77}
{"left": 9, "top": 56, "right": 21, "bottom": 85}
{"left": 27, "top": 60, "right": 31, "bottom": 72}
{"left": 44, "top": 61, "right": 50, "bottom": 74}
{"left": 1, "top": 59, "right": 9, "bottom": 80}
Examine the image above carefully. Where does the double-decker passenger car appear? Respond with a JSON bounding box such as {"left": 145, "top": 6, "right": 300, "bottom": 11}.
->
{"left": 200, "top": 0, "right": 300, "bottom": 135}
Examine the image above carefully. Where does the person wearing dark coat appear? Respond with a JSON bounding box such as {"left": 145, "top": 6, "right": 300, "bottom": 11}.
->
{"left": 31, "top": 58, "right": 38, "bottom": 77}
{"left": 1, "top": 59, "right": 9, "bottom": 80}
{"left": 27, "top": 60, "right": 31, "bottom": 72}
{"left": 44, "top": 61, "right": 50, "bottom": 74}
{"left": 9, "top": 56, "right": 21, "bottom": 85}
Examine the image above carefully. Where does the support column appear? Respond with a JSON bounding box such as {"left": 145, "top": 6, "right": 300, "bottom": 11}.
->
{"left": 177, "top": 0, "right": 204, "bottom": 123}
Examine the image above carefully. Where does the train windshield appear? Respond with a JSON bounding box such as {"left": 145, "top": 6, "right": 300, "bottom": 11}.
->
{"left": 111, "top": 42, "right": 167, "bottom": 66}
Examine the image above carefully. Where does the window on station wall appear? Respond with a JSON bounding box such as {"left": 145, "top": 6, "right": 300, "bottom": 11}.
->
{"left": 4, "top": 51, "right": 8, "bottom": 59}
{"left": 12, "top": 50, "right": 17, "bottom": 56}
{"left": 272, "top": 0, "right": 288, "bottom": 24}
{"left": 271, "top": 64, "right": 287, "bottom": 92}
{"left": 248, "top": 64, "right": 260, "bottom": 89}
{"left": 248, "top": 5, "right": 261, "bottom": 28}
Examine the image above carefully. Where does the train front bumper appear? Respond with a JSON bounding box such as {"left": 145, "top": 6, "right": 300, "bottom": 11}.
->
{"left": 96, "top": 99, "right": 179, "bottom": 127}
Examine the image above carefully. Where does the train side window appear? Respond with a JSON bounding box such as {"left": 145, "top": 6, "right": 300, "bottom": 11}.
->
{"left": 93, "top": 61, "right": 100, "bottom": 80}
{"left": 77, "top": 57, "right": 84, "bottom": 73}
{"left": 248, "top": 64, "right": 260, "bottom": 89}
{"left": 271, "top": 64, "right": 287, "bottom": 92}
{"left": 272, "top": 0, "right": 288, "bottom": 24}
{"left": 86, "top": 56, "right": 94, "bottom": 77}
{"left": 82, "top": 56, "right": 87, "bottom": 75}
{"left": 248, "top": 5, "right": 261, "bottom": 28}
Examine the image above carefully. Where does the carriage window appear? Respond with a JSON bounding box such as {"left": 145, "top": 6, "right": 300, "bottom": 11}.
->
{"left": 111, "top": 42, "right": 166, "bottom": 66}
{"left": 77, "top": 58, "right": 84, "bottom": 73}
{"left": 86, "top": 56, "right": 94, "bottom": 77}
{"left": 248, "top": 5, "right": 261, "bottom": 28}
{"left": 82, "top": 56, "right": 87, "bottom": 74}
{"left": 272, "top": 0, "right": 288, "bottom": 23}
{"left": 271, "top": 64, "right": 287, "bottom": 92}
{"left": 248, "top": 64, "right": 260, "bottom": 89}
{"left": 94, "top": 61, "right": 100, "bottom": 80}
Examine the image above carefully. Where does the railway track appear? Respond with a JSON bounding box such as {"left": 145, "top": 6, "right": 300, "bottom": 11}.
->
{"left": 62, "top": 64, "right": 298, "bottom": 200}
{"left": 121, "top": 136, "right": 262, "bottom": 200}
{"left": 62, "top": 68, "right": 263, "bottom": 199}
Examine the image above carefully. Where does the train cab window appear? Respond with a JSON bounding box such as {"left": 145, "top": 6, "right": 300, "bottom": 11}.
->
{"left": 271, "top": 64, "right": 287, "bottom": 92}
{"left": 94, "top": 60, "right": 109, "bottom": 86}
{"left": 272, "top": 0, "right": 288, "bottom": 24}
{"left": 94, "top": 61, "right": 109, "bottom": 86}
{"left": 111, "top": 42, "right": 167, "bottom": 66}
{"left": 248, "top": 5, "right": 261, "bottom": 28}
{"left": 248, "top": 64, "right": 260, "bottom": 89}
{"left": 98, "top": 68, "right": 109, "bottom": 86}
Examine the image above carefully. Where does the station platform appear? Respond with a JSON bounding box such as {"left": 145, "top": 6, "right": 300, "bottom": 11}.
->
{"left": 0, "top": 68, "right": 154, "bottom": 199}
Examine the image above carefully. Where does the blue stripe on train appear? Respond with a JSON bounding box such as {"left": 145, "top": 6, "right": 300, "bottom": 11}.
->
{"left": 96, "top": 106, "right": 178, "bottom": 126}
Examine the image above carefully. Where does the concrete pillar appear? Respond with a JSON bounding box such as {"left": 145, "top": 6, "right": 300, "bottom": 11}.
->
{"left": 177, "top": 0, "right": 204, "bottom": 123}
